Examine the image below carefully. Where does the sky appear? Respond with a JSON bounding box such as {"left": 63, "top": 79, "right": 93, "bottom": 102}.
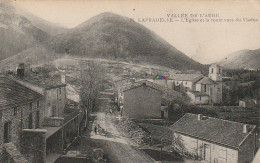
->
{"left": 13, "top": 0, "right": 260, "bottom": 64}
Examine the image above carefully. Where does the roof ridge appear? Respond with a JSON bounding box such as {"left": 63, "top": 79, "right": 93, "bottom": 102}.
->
{"left": 187, "top": 113, "right": 255, "bottom": 127}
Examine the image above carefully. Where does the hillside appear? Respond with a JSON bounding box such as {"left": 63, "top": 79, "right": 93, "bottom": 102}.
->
{"left": 49, "top": 12, "right": 206, "bottom": 72}
{"left": 218, "top": 49, "right": 260, "bottom": 70}
{"left": 14, "top": 3, "right": 68, "bottom": 36}
{"left": 0, "top": 2, "right": 51, "bottom": 60}
{"left": 0, "top": 45, "right": 61, "bottom": 71}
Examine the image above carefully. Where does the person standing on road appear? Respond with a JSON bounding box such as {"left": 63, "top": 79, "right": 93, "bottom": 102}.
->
{"left": 94, "top": 125, "right": 97, "bottom": 134}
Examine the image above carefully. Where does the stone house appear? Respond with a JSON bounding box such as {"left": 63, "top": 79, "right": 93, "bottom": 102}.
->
{"left": 120, "top": 80, "right": 175, "bottom": 119}
{"left": 171, "top": 64, "right": 223, "bottom": 105}
{"left": 11, "top": 71, "right": 67, "bottom": 118}
{"left": 186, "top": 91, "right": 209, "bottom": 105}
{"left": 147, "top": 75, "right": 174, "bottom": 90}
{"left": 170, "top": 74, "right": 204, "bottom": 91}
{"left": 0, "top": 76, "right": 44, "bottom": 163}
{"left": 195, "top": 76, "right": 222, "bottom": 104}
{"left": 6, "top": 67, "right": 83, "bottom": 163}
{"left": 171, "top": 113, "right": 257, "bottom": 163}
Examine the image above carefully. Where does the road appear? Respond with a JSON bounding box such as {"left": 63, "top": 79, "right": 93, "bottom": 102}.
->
{"left": 89, "top": 112, "right": 154, "bottom": 163}
{"left": 62, "top": 112, "right": 154, "bottom": 163}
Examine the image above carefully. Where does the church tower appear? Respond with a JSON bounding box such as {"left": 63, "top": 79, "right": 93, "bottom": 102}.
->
{"left": 208, "top": 64, "right": 222, "bottom": 82}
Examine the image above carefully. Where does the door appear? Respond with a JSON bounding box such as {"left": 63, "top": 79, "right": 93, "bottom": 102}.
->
{"left": 204, "top": 144, "right": 211, "bottom": 162}
{"left": 4, "top": 122, "right": 10, "bottom": 143}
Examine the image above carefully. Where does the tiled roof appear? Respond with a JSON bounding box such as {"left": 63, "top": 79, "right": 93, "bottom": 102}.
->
{"left": 170, "top": 113, "right": 256, "bottom": 149}
{"left": 196, "top": 77, "right": 216, "bottom": 85}
{"left": 188, "top": 91, "right": 209, "bottom": 97}
{"left": 170, "top": 74, "right": 204, "bottom": 82}
{"left": 0, "top": 77, "right": 43, "bottom": 108}
{"left": 11, "top": 72, "right": 66, "bottom": 89}
{"left": 121, "top": 80, "right": 176, "bottom": 96}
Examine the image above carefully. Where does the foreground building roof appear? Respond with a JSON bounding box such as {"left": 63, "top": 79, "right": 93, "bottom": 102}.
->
{"left": 170, "top": 113, "right": 256, "bottom": 149}
{"left": 11, "top": 71, "right": 66, "bottom": 90}
{"left": 121, "top": 80, "right": 176, "bottom": 96}
{"left": 0, "top": 76, "right": 43, "bottom": 109}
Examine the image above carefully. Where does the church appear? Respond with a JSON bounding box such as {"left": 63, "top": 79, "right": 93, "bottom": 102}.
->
{"left": 171, "top": 64, "right": 223, "bottom": 105}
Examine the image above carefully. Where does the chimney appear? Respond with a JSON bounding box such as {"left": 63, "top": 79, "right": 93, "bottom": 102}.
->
{"left": 17, "top": 63, "right": 25, "bottom": 79}
{"left": 243, "top": 124, "right": 248, "bottom": 133}
{"left": 198, "top": 114, "right": 201, "bottom": 121}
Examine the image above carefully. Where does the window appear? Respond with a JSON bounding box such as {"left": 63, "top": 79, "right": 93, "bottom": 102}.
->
{"left": 219, "top": 68, "right": 221, "bottom": 73}
{"left": 212, "top": 68, "right": 214, "bottom": 73}
{"left": 28, "top": 113, "right": 33, "bottom": 129}
{"left": 0, "top": 111, "right": 2, "bottom": 120}
{"left": 185, "top": 81, "right": 187, "bottom": 85}
{"left": 13, "top": 107, "right": 18, "bottom": 116}
{"left": 35, "top": 111, "right": 40, "bottom": 128}
{"left": 36, "top": 100, "right": 40, "bottom": 109}
{"left": 200, "top": 97, "right": 201, "bottom": 101}
{"left": 59, "top": 88, "right": 61, "bottom": 94}
{"left": 30, "top": 103, "right": 33, "bottom": 111}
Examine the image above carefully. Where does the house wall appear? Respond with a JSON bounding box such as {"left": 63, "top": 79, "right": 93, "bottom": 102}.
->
{"left": 187, "top": 92, "right": 196, "bottom": 104}
{"left": 12, "top": 78, "right": 67, "bottom": 118}
{"left": 150, "top": 79, "right": 173, "bottom": 90}
{"left": 209, "top": 84, "right": 222, "bottom": 104}
{"left": 45, "top": 86, "right": 66, "bottom": 118}
{"left": 209, "top": 65, "right": 223, "bottom": 82}
{"left": 123, "top": 85, "right": 162, "bottom": 119}
{"left": 174, "top": 81, "right": 193, "bottom": 91}
{"left": 195, "top": 83, "right": 222, "bottom": 104}
{"left": 195, "top": 96, "right": 209, "bottom": 105}
{"left": 238, "top": 132, "right": 256, "bottom": 163}
{"left": 173, "top": 133, "right": 238, "bottom": 163}
{"left": 196, "top": 83, "right": 202, "bottom": 92}
{"left": 0, "top": 99, "right": 44, "bottom": 161}
{"left": 21, "top": 129, "right": 46, "bottom": 163}
{"left": 187, "top": 92, "right": 209, "bottom": 105}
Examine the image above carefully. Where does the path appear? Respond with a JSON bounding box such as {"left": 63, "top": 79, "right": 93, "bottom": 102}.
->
{"left": 90, "top": 112, "right": 154, "bottom": 163}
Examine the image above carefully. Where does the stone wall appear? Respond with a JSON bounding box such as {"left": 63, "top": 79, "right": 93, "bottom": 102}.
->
{"left": 0, "top": 99, "right": 44, "bottom": 162}
{"left": 173, "top": 132, "right": 238, "bottom": 163}
{"left": 45, "top": 86, "right": 66, "bottom": 117}
{"left": 123, "top": 85, "right": 162, "bottom": 119}
{"left": 21, "top": 129, "right": 46, "bottom": 163}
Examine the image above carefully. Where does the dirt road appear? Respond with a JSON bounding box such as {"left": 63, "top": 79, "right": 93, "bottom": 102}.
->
{"left": 90, "top": 112, "right": 154, "bottom": 163}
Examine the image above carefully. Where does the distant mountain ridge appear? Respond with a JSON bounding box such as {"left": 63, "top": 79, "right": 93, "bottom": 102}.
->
{"left": 218, "top": 49, "right": 260, "bottom": 70}
{"left": 0, "top": 2, "right": 51, "bottom": 60}
{"left": 49, "top": 12, "right": 206, "bottom": 72}
{"left": 14, "top": 3, "right": 68, "bottom": 36}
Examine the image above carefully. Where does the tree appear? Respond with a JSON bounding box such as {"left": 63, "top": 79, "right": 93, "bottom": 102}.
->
{"left": 78, "top": 60, "right": 105, "bottom": 114}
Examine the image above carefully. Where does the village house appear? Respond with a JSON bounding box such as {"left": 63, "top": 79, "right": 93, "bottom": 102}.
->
{"left": 171, "top": 113, "right": 257, "bottom": 163}
{"left": 171, "top": 64, "right": 223, "bottom": 105}
{"left": 171, "top": 74, "right": 204, "bottom": 91}
{"left": 0, "top": 76, "right": 44, "bottom": 163}
{"left": 119, "top": 80, "right": 175, "bottom": 119}
{"left": 6, "top": 65, "right": 83, "bottom": 163}
{"left": 186, "top": 91, "right": 210, "bottom": 105}
{"left": 147, "top": 75, "right": 174, "bottom": 90}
